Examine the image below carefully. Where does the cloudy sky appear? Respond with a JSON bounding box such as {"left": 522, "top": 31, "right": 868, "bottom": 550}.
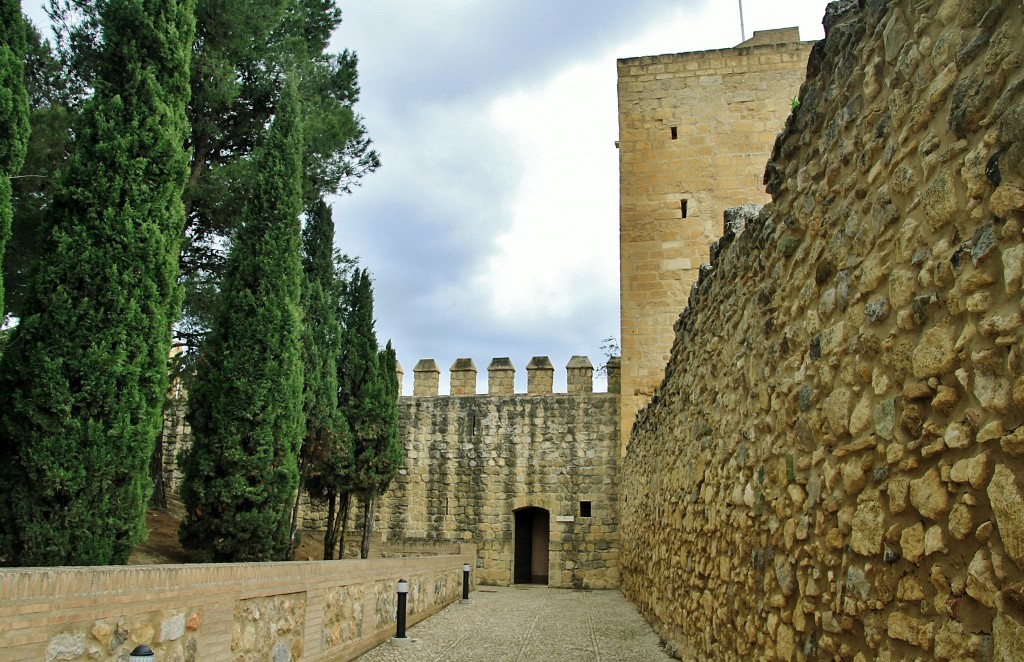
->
{"left": 329, "top": 0, "right": 830, "bottom": 394}
{"left": 22, "top": 0, "right": 831, "bottom": 394}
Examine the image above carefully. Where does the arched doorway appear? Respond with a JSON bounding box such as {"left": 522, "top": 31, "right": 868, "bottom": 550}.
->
{"left": 513, "top": 507, "right": 549, "bottom": 584}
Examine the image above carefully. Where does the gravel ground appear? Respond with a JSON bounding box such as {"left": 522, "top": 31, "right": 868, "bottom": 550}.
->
{"left": 354, "top": 585, "right": 676, "bottom": 662}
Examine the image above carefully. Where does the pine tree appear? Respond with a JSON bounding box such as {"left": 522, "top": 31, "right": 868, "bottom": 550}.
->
{"left": 0, "top": 0, "right": 31, "bottom": 317}
{"left": 178, "top": 78, "right": 305, "bottom": 562}
{"left": 289, "top": 196, "right": 350, "bottom": 556}
{"left": 0, "top": 0, "right": 195, "bottom": 566}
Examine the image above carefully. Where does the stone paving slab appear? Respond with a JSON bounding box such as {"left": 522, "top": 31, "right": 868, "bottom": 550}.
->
{"left": 353, "top": 586, "right": 675, "bottom": 662}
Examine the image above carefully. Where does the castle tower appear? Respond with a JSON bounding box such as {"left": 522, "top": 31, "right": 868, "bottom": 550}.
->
{"left": 616, "top": 28, "right": 814, "bottom": 453}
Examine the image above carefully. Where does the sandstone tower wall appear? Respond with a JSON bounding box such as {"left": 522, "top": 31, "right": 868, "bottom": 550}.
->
{"left": 617, "top": 28, "right": 815, "bottom": 452}
{"left": 619, "top": 1, "right": 1024, "bottom": 659}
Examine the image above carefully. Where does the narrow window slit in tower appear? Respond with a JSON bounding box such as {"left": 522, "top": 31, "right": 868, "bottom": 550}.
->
{"left": 446, "top": 498, "right": 449, "bottom": 515}
{"left": 670, "top": 126, "right": 678, "bottom": 140}
{"left": 580, "top": 501, "right": 592, "bottom": 517}
{"left": 681, "top": 199, "right": 688, "bottom": 218}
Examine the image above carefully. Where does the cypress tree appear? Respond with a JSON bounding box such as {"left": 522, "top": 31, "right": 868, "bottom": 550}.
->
{"left": 358, "top": 339, "right": 402, "bottom": 558}
{"left": 336, "top": 268, "right": 401, "bottom": 559}
{"left": 0, "top": 0, "right": 194, "bottom": 566}
{"left": 178, "top": 79, "right": 305, "bottom": 562}
{"left": 288, "top": 196, "right": 350, "bottom": 555}
{"left": 0, "top": 0, "right": 31, "bottom": 316}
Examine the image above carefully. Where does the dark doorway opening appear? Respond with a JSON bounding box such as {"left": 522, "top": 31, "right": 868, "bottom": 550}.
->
{"left": 513, "top": 507, "right": 550, "bottom": 584}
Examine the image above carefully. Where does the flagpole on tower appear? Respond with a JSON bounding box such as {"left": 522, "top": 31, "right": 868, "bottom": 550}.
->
{"left": 738, "top": 0, "right": 746, "bottom": 41}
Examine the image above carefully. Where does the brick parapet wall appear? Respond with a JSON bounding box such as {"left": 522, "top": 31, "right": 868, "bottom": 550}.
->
{"left": 0, "top": 546, "right": 475, "bottom": 662}
{"left": 620, "top": 1, "right": 1024, "bottom": 659}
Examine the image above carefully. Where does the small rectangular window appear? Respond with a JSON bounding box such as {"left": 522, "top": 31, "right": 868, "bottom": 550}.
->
{"left": 670, "top": 127, "right": 678, "bottom": 140}
{"left": 580, "top": 501, "right": 592, "bottom": 517}
{"left": 681, "top": 199, "right": 688, "bottom": 218}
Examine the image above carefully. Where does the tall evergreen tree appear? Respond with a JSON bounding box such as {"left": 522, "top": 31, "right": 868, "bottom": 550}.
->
{"left": 178, "top": 79, "right": 305, "bottom": 562}
{"left": 358, "top": 339, "right": 402, "bottom": 558}
{"left": 40, "top": 0, "right": 380, "bottom": 351}
{"left": 0, "top": 0, "right": 31, "bottom": 317}
{"left": 289, "top": 196, "right": 350, "bottom": 556}
{"left": 3, "top": 19, "right": 78, "bottom": 321}
{"left": 0, "top": 0, "right": 195, "bottom": 566}
{"left": 336, "top": 268, "right": 401, "bottom": 559}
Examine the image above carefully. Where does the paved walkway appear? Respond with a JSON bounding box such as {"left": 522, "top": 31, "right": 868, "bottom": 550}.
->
{"left": 354, "top": 586, "right": 675, "bottom": 662}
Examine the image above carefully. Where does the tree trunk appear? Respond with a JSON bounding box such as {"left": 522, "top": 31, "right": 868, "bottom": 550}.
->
{"left": 322, "top": 489, "right": 337, "bottom": 560}
{"left": 149, "top": 428, "right": 166, "bottom": 510}
{"left": 336, "top": 492, "right": 350, "bottom": 559}
{"left": 288, "top": 453, "right": 309, "bottom": 559}
{"left": 360, "top": 493, "right": 376, "bottom": 559}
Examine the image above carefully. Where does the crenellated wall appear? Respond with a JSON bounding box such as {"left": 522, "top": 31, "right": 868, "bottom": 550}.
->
{"left": 620, "top": 1, "right": 1024, "bottom": 660}
{"left": 159, "top": 356, "right": 621, "bottom": 588}
{"left": 375, "top": 355, "right": 621, "bottom": 588}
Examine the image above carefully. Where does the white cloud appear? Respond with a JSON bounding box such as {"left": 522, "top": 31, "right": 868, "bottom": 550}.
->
{"left": 481, "top": 59, "right": 619, "bottom": 327}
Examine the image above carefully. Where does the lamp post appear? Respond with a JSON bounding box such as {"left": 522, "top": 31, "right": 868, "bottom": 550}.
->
{"left": 391, "top": 578, "right": 411, "bottom": 646}
{"left": 461, "top": 563, "right": 471, "bottom": 603}
{"left": 128, "top": 646, "right": 154, "bottom": 662}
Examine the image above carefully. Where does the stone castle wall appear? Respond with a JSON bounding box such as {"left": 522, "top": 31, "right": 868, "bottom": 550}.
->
{"left": 159, "top": 356, "right": 621, "bottom": 588}
{"left": 620, "top": 1, "right": 1024, "bottom": 660}
{"left": 375, "top": 355, "right": 621, "bottom": 588}
{"left": 617, "top": 28, "right": 816, "bottom": 452}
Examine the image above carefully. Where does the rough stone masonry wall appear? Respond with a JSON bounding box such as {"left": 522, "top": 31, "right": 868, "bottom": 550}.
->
{"left": 376, "top": 392, "right": 620, "bottom": 588}
{"left": 620, "top": 1, "right": 1024, "bottom": 660}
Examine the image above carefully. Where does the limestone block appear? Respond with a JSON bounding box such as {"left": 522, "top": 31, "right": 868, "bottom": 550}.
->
{"left": 950, "top": 502, "right": 974, "bottom": 540}
{"left": 46, "top": 633, "right": 85, "bottom": 662}
{"left": 887, "top": 611, "right": 932, "bottom": 648}
{"left": 988, "top": 464, "right": 1024, "bottom": 569}
{"left": 925, "top": 525, "right": 948, "bottom": 556}
{"left": 933, "top": 619, "right": 971, "bottom": 660}
{"left": 900, "top": 523, "right": 925, "bottom": 563}
{"left": 824, "top": 387, "right": 855, "bottom": 436}
{"left": 990, "top": 185, "right": 1024, "bottom": 218}
{"left": 850, "top": 499, "right": 885, "bottom": 556}
{"left": 943, "top": 421, "right": 972, "bottom": 449}
{"left": 968, "top": 549, "right": 999, "bottom": 608}
{"left": 909, "top": 469, "right": 949, "bottom": 520}
{"left": 159, "top": 613, "right": 186, "bottom": 642}
{"left": 1002, "top": 244, "right": 1024, "bottom": 294}
{"left": 992, "top": 585, "right": 1024, "bottom": 662}
{"left": 912, "top": 320, "right": 958, "bottom": 378}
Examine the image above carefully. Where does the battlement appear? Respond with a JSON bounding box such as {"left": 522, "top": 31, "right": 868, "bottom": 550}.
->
{"left": 406, "top": 355, "right": 620, "bottom": 397}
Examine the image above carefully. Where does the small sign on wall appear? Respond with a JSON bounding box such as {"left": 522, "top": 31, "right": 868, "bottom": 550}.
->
{"left": 555, "top": 515, "right": 575, "bottom": 523}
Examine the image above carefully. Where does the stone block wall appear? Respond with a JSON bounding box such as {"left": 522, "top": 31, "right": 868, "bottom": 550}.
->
{"left": 617, "top": 26, "right": 815, "bottom": 453}
{"left": 0, "top": 547, "right": 475, "bottom": 662}
{"left": 620, "top": 1, "right": 1024, "bottom": 660}
{"left": 376, "top": 360, "right": 620, "bottom": 588}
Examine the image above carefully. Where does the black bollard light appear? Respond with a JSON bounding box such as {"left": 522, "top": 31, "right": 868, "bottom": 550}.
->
{"left": 391, "top": 578, "right": 410, "bottom": 646}
{"left": 461, "top": 563, "right": 471, "bottom": 603}
{"left": 128, "top": 646, "right": 154, "bottom": 662}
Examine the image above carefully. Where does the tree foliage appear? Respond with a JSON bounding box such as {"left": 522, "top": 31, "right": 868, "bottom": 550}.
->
{"left": 335, "top": 267, "right": 401, "bottom": 558}
{"left": 3, "top": 19, "right": 76, "bottom": 321}
{"left": 289, "top": 195, "right": 350, "bottom": 556}
{"left": 178, "top": 79, "right": 305, "bottom": 562}
{"left": 0, "top": 0, "right": 195, "bottom": 566}
{"left": 24, "top": 0, "right": 378, "bottom": 351}
{"left": 0, "top": 0, "right": 31, "bottom": 317}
